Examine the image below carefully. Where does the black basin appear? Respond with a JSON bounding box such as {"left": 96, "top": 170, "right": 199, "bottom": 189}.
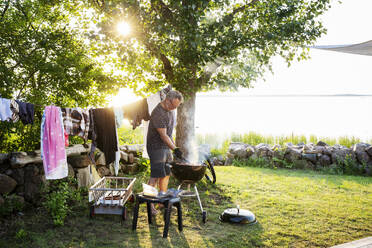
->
{"left": 169, "top": 162, "right": 207, "bottom": 184}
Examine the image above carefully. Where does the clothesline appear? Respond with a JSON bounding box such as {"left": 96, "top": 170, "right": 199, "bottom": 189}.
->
{"left": 0, "top": 85, "right": 172, "bottom": 180}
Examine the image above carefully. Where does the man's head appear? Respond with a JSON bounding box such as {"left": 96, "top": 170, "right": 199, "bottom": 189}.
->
{"left": 164, "top": 90, "right": 183, "bottom": 111}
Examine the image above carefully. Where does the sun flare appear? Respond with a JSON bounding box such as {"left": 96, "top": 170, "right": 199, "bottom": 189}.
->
{"left": 117, "top": 21, "right": 131, "bottom": 36}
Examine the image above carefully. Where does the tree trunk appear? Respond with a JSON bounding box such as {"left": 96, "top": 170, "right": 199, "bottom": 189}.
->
{"left": 176, "top": 91, "right": 197, "bottom": 163}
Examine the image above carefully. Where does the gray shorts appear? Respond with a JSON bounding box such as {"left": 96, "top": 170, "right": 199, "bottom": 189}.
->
{"left": 148, "top": 149, "right": 172, "bottom": 178}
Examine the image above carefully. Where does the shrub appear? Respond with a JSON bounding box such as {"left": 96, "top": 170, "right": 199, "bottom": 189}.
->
{"left": 42, "top": 177, "right": 84, "bottom": 226}
{"left": 0, "top": 194, "right": 25, "bottom": 217}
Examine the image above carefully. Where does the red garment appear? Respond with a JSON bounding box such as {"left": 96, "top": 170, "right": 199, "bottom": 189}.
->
{"left": 64, "top": 131, "right": 69, "bottom": 147}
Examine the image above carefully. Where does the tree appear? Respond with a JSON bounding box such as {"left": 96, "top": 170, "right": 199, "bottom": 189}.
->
{"left": 0, "top": 0, "right": 124, "bottom": 152}
{"left": 91, "top": 0, "right": 331, "bottom": 159}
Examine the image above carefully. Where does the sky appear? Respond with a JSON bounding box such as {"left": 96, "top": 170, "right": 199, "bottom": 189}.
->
{"left": 230, "top": 0, "right": 372, "bottom": 96}
{"left": 111, "top": 0, "right": 372, "bottom": 105}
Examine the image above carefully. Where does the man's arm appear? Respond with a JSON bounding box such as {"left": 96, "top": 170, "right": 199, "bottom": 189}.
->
{"left": 156, "top": 128, "right": 176, "bottom": 150}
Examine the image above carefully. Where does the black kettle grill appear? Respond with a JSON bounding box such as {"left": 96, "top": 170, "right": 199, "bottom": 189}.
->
{"left": 169, "top": 159, "right": 215, "bottom": 223}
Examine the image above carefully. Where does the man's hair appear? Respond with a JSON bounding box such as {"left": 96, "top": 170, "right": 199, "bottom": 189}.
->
{"left": 166, "top": 90, "right": 183, "bottom": 103}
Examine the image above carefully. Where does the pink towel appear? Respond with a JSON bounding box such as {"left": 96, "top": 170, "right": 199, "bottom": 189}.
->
{"left": 42, "top": 106, "right": 68, "bottom": 179}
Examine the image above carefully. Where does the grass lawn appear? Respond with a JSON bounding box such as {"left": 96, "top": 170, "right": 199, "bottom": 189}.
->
{"left": 1, "top": 166, "right": 371, "bottom": 248}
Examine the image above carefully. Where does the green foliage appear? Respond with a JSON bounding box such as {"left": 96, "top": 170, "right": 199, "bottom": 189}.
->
{"left": 0, "top": 194, "right": 25, "bottom": 217}
{"left": 136, "top": 154, "right": 150, "bottom": 173}
{"left": 42, "top": 177, "right": 84, "bottom": 226}
{"left": 91, "top": 0, "right": 331, "bottom": 96}
{"left": 117, "top": 122, "right": 144, "bottom": 145}
{"left": 15, "top": 228, "right": 27, "bottom": 242}
{"left": 197, "top": 132, "right": 372, "bottom": 157}
{"left": 0, "top": 0, "right": 125, "bottom": 152}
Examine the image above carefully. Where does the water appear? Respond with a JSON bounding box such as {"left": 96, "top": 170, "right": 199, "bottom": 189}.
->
{"left": 195, "top": 95, "right": 372, "bottom": 140}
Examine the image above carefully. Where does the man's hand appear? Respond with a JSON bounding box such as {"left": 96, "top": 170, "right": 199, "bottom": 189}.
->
{"left": 173, "top": 147, "right": 183, "bottom": 159}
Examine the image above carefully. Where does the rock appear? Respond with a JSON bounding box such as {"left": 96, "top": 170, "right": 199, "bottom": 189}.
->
{"left": 95, "top": 152, "right": 106, "bottom": 166}
{"left": 128, "top": 153, "right": 134, "bottom": 164}
{"left": 10, "top": 168, "right": 25, "bottom": 186}
{"left": 331, "top": 148, "right": 355, "bottom": 165}
{"left": 97, "top": 166, "right": 110, "bottom": 177}
{"left": 10, "top": 152, "right": 42, "bottom": 168}
{"left": 123, "top": 144, "right": 144, "bottom": 154}
{"left": 0, "top": 153, "right": 9, "bottom": 164}
{"left": 0, "top": 174, "right": 17, "bottom": 194}
{"left": 120, "top": 151, "right": 129, "bottom": 163}
{"left": 224, "top": 157, "right": 233, "bottom": 165}
{"left": 355, "top": 150, "right": 371, "bottom": 164}
{"left": 297, "top": 142, "right": 306, "bottom": 147}
{"left": 313, "top": 146, "right": 326, "bottom": 154}
{"left": 293, "top": 159, "right": 313, "bottom": 169}
{"left": 319, "top": 155, "right": 332, "bottom": 167}
{"left": 316, "top": 141, "right": 328, "bottom": 146}
{"left": 65, "top": 144, "right": 90, "bottom": 157}
{"left": 90, "top": 165, "right": 101, "bottom": 184}
{"left": 302, "top": 153, "right": 317, "bottom": 164}
{"left": 284, "top": 147, "right": 302, "bottom": 162}
{"left": 67, "top": 154, "right": 91, "bottom": 168}
{"left": 352, "top": 142, "right": 370, "bottom": 152}
{"left": 24, "top": 165, "right": 42, "bottom": 203}
{"left": 228, "top": 142, "right": 251, "bottom": 158}
{"left": 76, "top": 166, "right": 94, "bottom": 188}
{"left": 365, "top": 146, "right": 372, "bottom": 157}
{"left": 68, "top": 164, "right": 75, "bottom": 178}
{"left": 0, "top": 163, "right": 10, "bottom": 174}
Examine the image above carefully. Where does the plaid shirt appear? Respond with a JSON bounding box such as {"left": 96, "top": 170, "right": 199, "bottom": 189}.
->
{"left": 61, "top": 107, "right": 90, "bottom": 141}
{"left": 10, "top": 100, "right": 20, "bottom": 122}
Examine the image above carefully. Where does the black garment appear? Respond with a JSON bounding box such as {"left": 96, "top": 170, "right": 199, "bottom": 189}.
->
{"left": 15, "top": 100, "right": 34, "bottom": 124}
{"left": 122, "top": 98, "right": 150, "bottom": 129}
{"left": 146, "top": 103, "right": 175, "bottom": 150}
{"left": 91, "top": 108, "right": 118, "bottom": 165}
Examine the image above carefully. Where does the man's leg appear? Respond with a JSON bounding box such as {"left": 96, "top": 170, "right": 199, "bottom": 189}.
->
{"left": 148, "top": 177, "right": 158, "bottom": 188}
{"left": 159, "top": 175, "right": 170, "bottom": 193}
{"left": 147, "top": 177, "right": 159, "bottom": 214}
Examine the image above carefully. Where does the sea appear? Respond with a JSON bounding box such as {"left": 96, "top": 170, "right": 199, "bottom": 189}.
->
{"left": 195, "top": 95, "right": 372, "bottom": 141}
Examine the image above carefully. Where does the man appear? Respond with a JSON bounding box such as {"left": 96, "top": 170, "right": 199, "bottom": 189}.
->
{"left": 146, "top": 90, "right": 184, "bottom": 205}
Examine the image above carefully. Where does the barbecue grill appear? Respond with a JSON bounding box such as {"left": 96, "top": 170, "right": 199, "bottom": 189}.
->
{"left": 169, "top": 159, "right": 215, "bottom": 223}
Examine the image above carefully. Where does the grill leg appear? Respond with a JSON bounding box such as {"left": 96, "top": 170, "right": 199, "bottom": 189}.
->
{"left": 194, "top": 185, "right": 204, "bottom": 213}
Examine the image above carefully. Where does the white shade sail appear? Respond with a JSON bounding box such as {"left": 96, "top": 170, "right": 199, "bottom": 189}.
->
{"left": 312, "top": 40, "right": 372, "bottom": 56}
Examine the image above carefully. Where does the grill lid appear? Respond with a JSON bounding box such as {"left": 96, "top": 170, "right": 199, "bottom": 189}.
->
{"left": 219, "top": 205, "right": 257, "bottom": 224}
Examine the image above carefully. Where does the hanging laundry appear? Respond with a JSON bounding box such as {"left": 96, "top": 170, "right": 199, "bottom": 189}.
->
{"left": 41, "top": 106, "right": 68, "bottom": 180}
{"left": 114, "top": 106, "right": 124, "bottom": 128}
{"left": 122, "top": 98, "right": 150, "bottom": 129}
{"left": 15, "top": 100, "right": 35, "bottom": 124}
{"left": 0, "top": 98, "right": 13, "bottom": 122}
{"left": 61, "top": 107, "right": 90, "bottom": 141}
{"left": 9, "top": 100, "right": 20, "bottom": 122}
{"left": 88, "top": 108, "right": 96, "bottom": 164}
{"left": 91, "top": 108, "right": 118, "bottom": 165}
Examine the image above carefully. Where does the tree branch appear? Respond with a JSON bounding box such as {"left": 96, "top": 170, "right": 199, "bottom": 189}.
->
{"left": 224, "top": 0, "right": 259, "bottom": 24}
{"left": 151, "top": 0, "right": 174, "bottom": 23}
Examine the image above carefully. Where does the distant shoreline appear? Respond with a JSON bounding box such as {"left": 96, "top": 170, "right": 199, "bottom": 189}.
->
{"left": 198, "top": 94, "right": 372, "bottom": 98}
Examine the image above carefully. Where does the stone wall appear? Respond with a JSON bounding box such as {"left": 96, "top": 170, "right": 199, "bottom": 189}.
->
{"left": 225, "top": 141, "right": 372, "bottom": 176}
{"left": 0, "top": 144, "right": 144, "bottom": 207}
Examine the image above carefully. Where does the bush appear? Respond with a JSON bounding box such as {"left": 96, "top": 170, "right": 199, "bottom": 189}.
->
{"left": 0, "top": 194, "right": 25, "bottom": 217}
{"left": 42, "top": 177, "right": 84, "bottom": 226}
